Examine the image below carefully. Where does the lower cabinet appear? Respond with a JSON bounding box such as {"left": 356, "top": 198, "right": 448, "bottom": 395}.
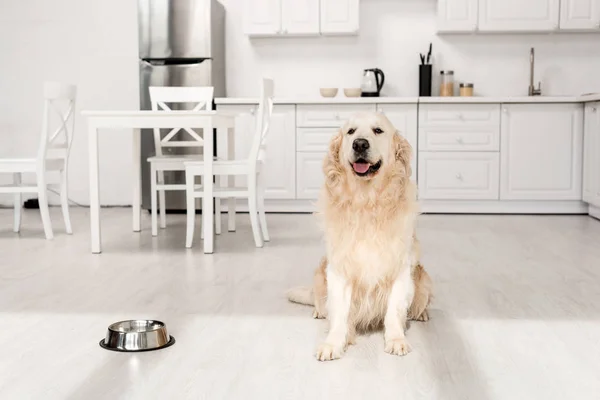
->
{"left": 500, "top": 104, "right": 583, "bottom": 200}
{"left": 418, "top": 152, "right": 500, "bottom": 200}
{"left": 296, "top": 152, "right": 326, "bottom": 199}
{"left": 583, "top": 102, "right": 600, "bottom": 207}
{"left": 216, "top": 104, "right": 296, "bottom": 199}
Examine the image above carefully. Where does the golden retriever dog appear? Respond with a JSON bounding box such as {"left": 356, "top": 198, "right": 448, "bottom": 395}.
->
{"left": 287, "top": 112, "right": 432, "bottom": 361}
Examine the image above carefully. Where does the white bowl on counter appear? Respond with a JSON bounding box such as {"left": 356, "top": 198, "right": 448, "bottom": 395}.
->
{"left": 320, "top": 88, "right": 339, "bottom": 98}
{"left": 344, "top": 88, "right": 361, "bottom": 97}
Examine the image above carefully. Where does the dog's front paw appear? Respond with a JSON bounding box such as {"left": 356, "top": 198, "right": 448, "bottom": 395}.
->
{"left": 312, "top": 309, "right": 326, "bottom": 319}
{"left": 316, "top": 342, "right": 344, "bottom": 361}
{"left": 384, "top": 338, "right": 411, "bottom": 356}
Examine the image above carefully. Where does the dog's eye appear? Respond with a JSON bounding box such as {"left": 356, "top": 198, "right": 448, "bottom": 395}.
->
{"left": 373, "top": 127, "right": 383, "bottom": 134}
{"left": 347, "top": 128, "right": 356, "bottom": 135}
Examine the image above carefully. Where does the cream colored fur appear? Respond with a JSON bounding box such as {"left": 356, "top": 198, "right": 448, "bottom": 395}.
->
{"left": 287, "top": 112, "right": 432, "bottom": 361}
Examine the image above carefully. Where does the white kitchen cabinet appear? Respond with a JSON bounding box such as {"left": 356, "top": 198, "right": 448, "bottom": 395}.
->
{"left": 437, "top": 0, "right": 479, "bottom": 32}
{"left": 297, "top": 152, "right": 326, "bottom": 200}
{"left": 244, "top": 0, "right": 281, "bottom": 36}
{"left": 418, "top": 152, "right": 500, "bottom": 200}
{"left": 478, "top": 0, "right": 560, "bottom": 31}
{"left": 297, "top": 104, "right": 376, "bottom": 127}
{"left": 217, "top": 104, "right": 296, "bottom": 199}
{"left": 320, "top": 0, "right": 360, "bottom": 35}
{"left": 376, "top": 104, "right": 418, "bottom": 180}
{"left": 583, "top": 102, "right": 600, "bottom": 206}
{"left": 560, "top": 0, "right": 600, "bottom": 30}
{"left": 500, "top": 104, "right": 583, "bottom": 200}
{"left": 281, "top": 0, "right": 320, "bottom": 35}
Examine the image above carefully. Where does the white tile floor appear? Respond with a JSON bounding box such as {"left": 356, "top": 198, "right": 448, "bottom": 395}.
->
{"left": 1, "top": 208, "right": 600, "bottom": 399}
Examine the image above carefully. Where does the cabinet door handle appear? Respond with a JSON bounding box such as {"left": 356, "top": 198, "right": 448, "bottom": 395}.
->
{"left": 250, "top": 108, "right": 255, "bottom": 115}
{"left": 457, "top": 113, "right": 465, "bottom": 120}
{"left": 593, "top": 107, "right": 597, "bottom": 113}
{"left": 456, "top": 173, "right": 463, "bottom": 181}
{"left": 503, "top": 108, "right": 508, "bottom": 114}
{"left": 456, "top": 137, "right": 464, "bottom": 144}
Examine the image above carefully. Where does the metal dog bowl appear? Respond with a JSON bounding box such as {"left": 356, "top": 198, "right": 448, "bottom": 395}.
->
{"left": 99, "top": 320, "right": 175, "bottom": 352}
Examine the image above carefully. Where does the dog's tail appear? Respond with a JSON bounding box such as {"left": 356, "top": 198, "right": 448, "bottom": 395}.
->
{"left": 286, "top": 286, "right": 314, "bottom": 306}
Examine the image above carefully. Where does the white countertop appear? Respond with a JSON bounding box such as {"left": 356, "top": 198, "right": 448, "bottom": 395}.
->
{"left": 215, "top": 94, "right": 600, "bottom": 105}
{"left": 214, "top": 97, "right": 419, "bottom": 104}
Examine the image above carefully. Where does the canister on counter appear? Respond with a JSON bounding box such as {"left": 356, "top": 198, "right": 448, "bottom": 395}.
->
{"left": 460, "top": 83, "right": 474, "bottom": 97}
{"left": 440, "top": 71, "right": 454, "bottom": 97}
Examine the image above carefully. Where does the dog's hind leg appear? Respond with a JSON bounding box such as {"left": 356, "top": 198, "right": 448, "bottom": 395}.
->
{"left": 408, "top": 263, "right": 432, "bottom": 322}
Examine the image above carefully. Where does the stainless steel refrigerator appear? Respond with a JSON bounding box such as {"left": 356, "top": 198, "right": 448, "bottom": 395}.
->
{"left": 137, "top": 0, "right": 226, "bottom": 211}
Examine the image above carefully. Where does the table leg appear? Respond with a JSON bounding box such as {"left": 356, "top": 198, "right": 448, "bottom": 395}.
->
{"left": 227, "top": 127, "right": 236, "bottom": 232}
{"left": 203, "top": 123, "right": 214, "bottom": 253}
{"left": 88, "top": 124, "right": 102, "bottom": 253}
{"left": 132, "top": 128, "right": 141, "bottom": 232}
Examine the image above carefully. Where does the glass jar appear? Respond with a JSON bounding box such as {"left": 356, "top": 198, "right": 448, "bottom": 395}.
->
{"left": 460, "top": 83, "right": 474, "bottom": 97}
{"left": 440, "top": 70, "right": 454, "bottom": 97}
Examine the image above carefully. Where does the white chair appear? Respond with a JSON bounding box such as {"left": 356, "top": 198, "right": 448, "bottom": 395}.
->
{"left": 184, "top": 78, "right": 274, "bottom": 249}
{"left": 147, "top": 86, "right": 222, "bottom": 237}
{"left": 0, "top": 82, "right": 76, "bottom": 239}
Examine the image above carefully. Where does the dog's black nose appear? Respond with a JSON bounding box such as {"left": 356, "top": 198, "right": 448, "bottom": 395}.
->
{"left": 352, "top": 138, "right": 370, "bottom": 152}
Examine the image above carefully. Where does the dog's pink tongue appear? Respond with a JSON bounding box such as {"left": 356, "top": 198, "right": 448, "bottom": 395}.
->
{"left": 353, "top": 162, "right": 370, "bottom": 173}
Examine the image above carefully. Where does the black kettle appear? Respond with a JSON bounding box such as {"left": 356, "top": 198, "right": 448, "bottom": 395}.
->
{"left": 361, "top": 68, "right": 385, "bottom": 97}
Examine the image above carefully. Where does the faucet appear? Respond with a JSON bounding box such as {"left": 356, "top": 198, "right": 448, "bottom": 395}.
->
{"left": 528, "top": 47, "right": 542, "bottom": 96}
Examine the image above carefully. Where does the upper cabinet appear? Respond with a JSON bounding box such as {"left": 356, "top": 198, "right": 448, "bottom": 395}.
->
{"left": 560, "top": 0, "right": 600, "bottom": 30}
{"left": 244, "top": 0, "right": 359, "bottom": 37}
{"left": 478, "top": 0, "right": 560, "bottom": 31}
{"left": 281, "top": 0, "right": 320, "bottom": 35}
{"left": 321, "top": 0, "right": 360, "bottom": 34}
{"left": 437, "top": 0, "right": 600, "bottom": 33}
{"left": 244, "top": 0, "right": 282, "bottom": 36}
{"left": 437, "top": 0, "right": 479, "bottom": 32}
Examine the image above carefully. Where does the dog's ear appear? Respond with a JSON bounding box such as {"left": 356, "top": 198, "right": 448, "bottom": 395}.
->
{"left": 323, "top": 128, "right": 344, "bottom": 187}
{"left": 393, "top": 131, "right": 413, "bottom": 178}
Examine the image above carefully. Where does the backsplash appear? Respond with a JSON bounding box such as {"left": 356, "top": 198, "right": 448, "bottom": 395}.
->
{"left": 223, "top": 0, "right": 600, "bottom": 98}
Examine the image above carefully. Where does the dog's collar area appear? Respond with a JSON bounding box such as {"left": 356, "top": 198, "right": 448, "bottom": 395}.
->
{"left": 351, "top": 159, "right": 382, "bottom": 177}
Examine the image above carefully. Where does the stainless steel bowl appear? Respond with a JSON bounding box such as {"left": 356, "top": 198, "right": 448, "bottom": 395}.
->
{"left": 99, "top": 320, "right": 175, "bottom": 352}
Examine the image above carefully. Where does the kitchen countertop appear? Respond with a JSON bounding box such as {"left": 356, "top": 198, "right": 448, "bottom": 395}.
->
{"left": 215, "top": 95, "right": 600, "bottom": 105}
{"left": 214, "top": 97, "right": 419, "bottom": 104}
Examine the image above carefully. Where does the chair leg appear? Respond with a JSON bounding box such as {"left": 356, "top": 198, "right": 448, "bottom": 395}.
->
{"left": 257, "top": 173, "right": 270, "bottom": 242}
{"left": 185, "top": 170, "right": 195, "bottom": 248}
{"left": 37, "top": 174, "right": 53, "bottom": 240}
{"left": 58, "top": 169, "right": 73, "bottom": 234}
{"left": 13, "top": 173, "right": 22, "bottom": 233}
{"left": 228, "top": 197, "right": 236, "bottom": 232}
{"left": 158, "top": 170, "right": 167, "bottom": 229}
{"left": 151, "top": 165, "right": 158, "bottom": 237}
{"left": 215, "top": 199, "right": 222, "bottom": 235}
{"left": 248, "top": 174, "right": 264, "bottom": 248}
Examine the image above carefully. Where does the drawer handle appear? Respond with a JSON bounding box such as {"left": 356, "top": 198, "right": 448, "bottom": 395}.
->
{"left": 335, "top": 113, "right": 340, "bottom": 119}
{"left": 456, "top": 173, "right": 464, "bottom": 181}
{"left": 593, "top": 107, "right": 597, "bottom": 113}
{"left": 456, "top": 137, "right": 464, "bottom": 144}
{"left": 457, "top": 113, "right": 465, "bottom": 121}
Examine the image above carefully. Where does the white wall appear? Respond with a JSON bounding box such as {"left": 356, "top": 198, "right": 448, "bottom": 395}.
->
{"left": 2, "top": 0, "right": 600, "bottom": 206}
{"left": 224, "top": 0, "right": 600, "bottom": 97}
{"left": 0, "top": 0, "right": 139, "bottom": 206}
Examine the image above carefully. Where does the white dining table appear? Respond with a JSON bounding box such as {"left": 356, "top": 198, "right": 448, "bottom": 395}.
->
{"left": 82, "top": 110, "right": 235, "bottom": 254}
